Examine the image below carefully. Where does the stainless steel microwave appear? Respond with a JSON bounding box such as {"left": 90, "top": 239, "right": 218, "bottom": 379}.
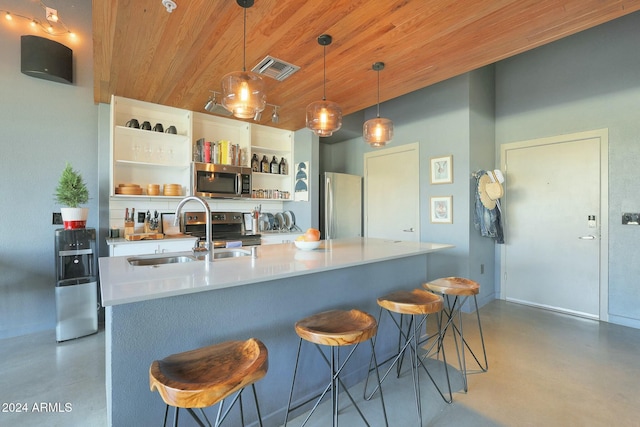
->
{"left": 192, "top": 162, "right": 252, "bottom": 199}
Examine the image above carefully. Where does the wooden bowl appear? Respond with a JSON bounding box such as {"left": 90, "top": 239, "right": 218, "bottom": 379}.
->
{"left": 163, "top": 184, "right": 181, "bottom": 196}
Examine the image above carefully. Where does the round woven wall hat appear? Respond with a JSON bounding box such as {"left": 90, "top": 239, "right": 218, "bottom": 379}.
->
{"left": 478, "top": 174, "right": 497, "bottom": 209}
{"left": 486, "top": 171, "right": 504, "bottom": 200}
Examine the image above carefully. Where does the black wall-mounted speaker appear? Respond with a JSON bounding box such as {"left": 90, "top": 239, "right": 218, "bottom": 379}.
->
{"left": 21, "top": 35, "right": 73, "bottom": 84}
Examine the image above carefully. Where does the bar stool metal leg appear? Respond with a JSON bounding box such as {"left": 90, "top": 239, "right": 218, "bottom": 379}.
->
{"left": 364, "top": 289, "right": 452, "bottom": 426}
{"left": 284, "top": 309, "right": 388, "bottom": 427}
{"left": 424, "top": 278, "right": 488, "bottom": 393}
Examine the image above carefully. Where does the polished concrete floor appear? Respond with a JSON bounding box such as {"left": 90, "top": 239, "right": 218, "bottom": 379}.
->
{"left": 2, "top": 300, "right": 640, "bottom": 426}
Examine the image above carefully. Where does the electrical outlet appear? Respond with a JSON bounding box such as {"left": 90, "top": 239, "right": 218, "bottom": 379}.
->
{"left": 622, "top": 213, "right": 640, "bottom": 225}
{"left": 52, "top": 212, "right": 62, "bottom": 225}
{"left": 137, "top": 212, "right": 146, "bottom": 223}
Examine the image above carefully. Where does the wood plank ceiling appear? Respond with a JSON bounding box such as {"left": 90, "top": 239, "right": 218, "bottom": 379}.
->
{"left": 93, "top": 0, "right": 640, "bottom": 132}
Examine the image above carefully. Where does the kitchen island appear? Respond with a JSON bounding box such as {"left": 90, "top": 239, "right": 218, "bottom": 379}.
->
{"left": 99, "top": 237, "right": 453, "bottom": 426}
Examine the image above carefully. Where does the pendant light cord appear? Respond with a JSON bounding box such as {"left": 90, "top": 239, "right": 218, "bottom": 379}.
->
{"left": 322, "top": 44, "right": 327, "bottom": 101}
{"left": 376, "top": 70, "right": 380, "bottom": 118}
{"left": 242, "top": 7, "right": 247, "bottom": 71}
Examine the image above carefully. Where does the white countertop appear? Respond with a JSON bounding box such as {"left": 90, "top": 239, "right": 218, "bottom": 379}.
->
{"left": 105, "top": 235, "right": 197, "bottom": 245}
{"left": 99, "top": 237, "right": 453, "bottom": 306}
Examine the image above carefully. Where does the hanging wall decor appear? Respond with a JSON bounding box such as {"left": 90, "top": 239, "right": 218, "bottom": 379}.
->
{"left": 294, "top": 161, "right": 309, "bottom": 201}
{"left": 430, "top": 155, "right": 453, "bottom": 184}
{"left": 430, "top": 196, "right": 452, "bottom": 224}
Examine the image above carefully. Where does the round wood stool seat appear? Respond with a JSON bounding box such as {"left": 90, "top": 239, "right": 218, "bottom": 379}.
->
{"left": 365, "top": 289, "right": 451, "bottom": 425}
{"left": 285, "top": 309, "right": 388, "bottom": 427}
{"left": 150, "top": 338, "right": 268, "bottom": 426}
{"left": 377, "top": 288, "right": 443, "bottom": 315}
{"left": 424, "top": 277, "right": 480, "bottom": 296}
{"left": 295, "top": 309, "right": 378, "bottom": 346}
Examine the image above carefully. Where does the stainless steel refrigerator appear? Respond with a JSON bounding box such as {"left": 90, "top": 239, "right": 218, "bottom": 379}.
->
{"left": 320, "top": 172, "right": 362, "bottom": 240}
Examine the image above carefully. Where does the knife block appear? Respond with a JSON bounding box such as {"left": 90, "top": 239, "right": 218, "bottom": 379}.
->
{"left": 124, "top": 220, "right": 135, "bottom": 237}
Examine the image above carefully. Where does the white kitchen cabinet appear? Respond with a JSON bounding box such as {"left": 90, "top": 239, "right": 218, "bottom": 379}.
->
{"left": 251, "top": 124, "right": 293, "bottom": 200}
{"left": 110, "top": 96, "right": 192, "bottom": 198}
{"left": 108, "top": 238, "right": 198, "bottom": 256}
{"left": 260, "top": 232, "right": 302, "bottom": 245}
{"left": 192, "top": 112, "right": 250, "bottom": 165}
{"left": 108, "top": 96, "right": 295, "bottom": 211}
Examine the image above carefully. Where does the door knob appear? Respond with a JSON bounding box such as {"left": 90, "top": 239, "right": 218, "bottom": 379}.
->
{"left": 403, "top": 228, "right": 414, "bottom": 232}
{"left": 578, "top": 235, "right": 596, "bottom": 240}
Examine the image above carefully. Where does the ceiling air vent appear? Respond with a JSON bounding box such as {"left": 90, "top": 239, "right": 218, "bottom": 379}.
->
{"left": 251, "top": 56, "right": 300, "bottom": 81}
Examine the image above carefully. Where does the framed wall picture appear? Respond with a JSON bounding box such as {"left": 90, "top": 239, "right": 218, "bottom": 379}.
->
{"left": 430, "top": 155, "right": 453, "bottom": 184}
{"left": 430, "top": 196, "right": 453, "bottom": 223}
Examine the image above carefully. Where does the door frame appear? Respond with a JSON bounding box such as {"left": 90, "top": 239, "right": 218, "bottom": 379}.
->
{"left": 364, "top": 142, "right": 420, "bottom": 240}
{"left": 499, "top": 128, "right": 609, "bottom": 321}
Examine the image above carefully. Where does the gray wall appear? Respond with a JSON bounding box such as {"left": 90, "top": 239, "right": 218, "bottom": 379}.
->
{"left": 321, "top": 70, "right": 498, "bottom": 307}
{"left": 285, "top": 129, "right": 318, "bottom": 231}
{"left": 0, "top": 0, "right": 97, "bottom": 339}
{"left": 320, "top": 10, "right": 640, "bottom": 327}
{"left": 495, "top": 11, "right": 640, "bottom": 328}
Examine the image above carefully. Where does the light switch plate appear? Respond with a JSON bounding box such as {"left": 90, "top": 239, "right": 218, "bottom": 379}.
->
{"left": 52, "top": 212, "right": 62, "bottom": 225}
{"left": 622, "top": 213, "right": 640, "bottom": 225}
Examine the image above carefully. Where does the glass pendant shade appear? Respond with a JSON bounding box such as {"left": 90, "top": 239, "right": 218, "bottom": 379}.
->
{"left": 306, "top": 100, "right": 342, "bottom": 137}
{"left": 222, "top": 70, "right": 266, "bottom": 119}
{"left": 363, "top": 61, "right": 393, "bottom": 147}
{"left": 221, "top": 0, "right": 266, "bottom": 120}
{"left": 307, "top": 34, "right": 342, "bottom": 137}
{"left": 363, "top": 117, "right": 393, "bottom": 146}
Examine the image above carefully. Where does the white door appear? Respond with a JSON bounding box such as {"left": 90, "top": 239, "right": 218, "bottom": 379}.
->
{"left": 364, "top": 143, "right": 420, "bottom": 241}
{"left": 501, "top": 129, "right": 608, "bottom": 319}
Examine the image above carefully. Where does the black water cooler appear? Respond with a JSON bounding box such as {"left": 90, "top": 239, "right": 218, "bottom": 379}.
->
{"left": 55, "top": 228, "right": 98, "bottom": 342}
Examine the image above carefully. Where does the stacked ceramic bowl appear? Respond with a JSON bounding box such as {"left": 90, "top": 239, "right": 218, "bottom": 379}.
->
{"left": 163, "top": 184, "right": 182, "bottom": 196}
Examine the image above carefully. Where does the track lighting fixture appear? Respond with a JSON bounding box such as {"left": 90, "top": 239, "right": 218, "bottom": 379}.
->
{"left": 203, "top": 91, "right": 232, "bottom": 116}
{"left": 1, "top": 2, "right": 75, "bottom": 37}
{"left": 250, "top": 103, "right": 280, "bottom": 123}
{"left": 204, "top": 92, "right": 218, "bottom": 112}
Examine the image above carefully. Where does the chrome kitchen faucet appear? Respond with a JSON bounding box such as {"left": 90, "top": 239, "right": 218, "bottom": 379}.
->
{"left": 174, "top": 196, "right": 212, "bottom": 256}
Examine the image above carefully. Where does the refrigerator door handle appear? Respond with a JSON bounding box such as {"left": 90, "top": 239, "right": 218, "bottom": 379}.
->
{"left": 326, "top": 176, "right": 334, "bottom": 239}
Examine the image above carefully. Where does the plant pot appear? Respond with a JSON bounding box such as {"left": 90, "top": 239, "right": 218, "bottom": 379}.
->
{"left": 60, "top": 207, "right": 89, "bottom": 229}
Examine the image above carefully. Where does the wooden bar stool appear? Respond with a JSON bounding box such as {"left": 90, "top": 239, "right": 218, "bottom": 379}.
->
{"left": 149, "top": 338, "right": 268, "bottom": 427}
{"left": 423, "top": 277, "right": 488, "bottom": 392}
{"left": 364, "top": 289, "right": 451, "bottom": 426}
{"left": 284, "top": 309, "right": 388, "bottom": 427}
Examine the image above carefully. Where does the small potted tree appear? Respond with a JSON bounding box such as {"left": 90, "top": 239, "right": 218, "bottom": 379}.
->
{"left": 54, "top": 163, "right": 89, "bottom": 229}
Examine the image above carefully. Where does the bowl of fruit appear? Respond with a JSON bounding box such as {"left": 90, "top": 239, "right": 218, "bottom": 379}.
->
{"left": 294, "top": 228, "right": 321, "bottom": 250}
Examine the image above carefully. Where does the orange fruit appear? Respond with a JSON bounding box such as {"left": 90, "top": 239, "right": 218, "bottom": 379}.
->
{"left": 304, "top": 228, "right": 320, "bottom": 242}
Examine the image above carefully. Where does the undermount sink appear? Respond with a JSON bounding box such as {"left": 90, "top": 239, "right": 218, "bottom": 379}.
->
{"left": 127, "top": 249, "right": 252, "bottom": 266}
{"left": 212, "top": 248, "right": 252, "bottom": 259}
{"left": 127, "top": 255, "right": 198, "bottom": 266}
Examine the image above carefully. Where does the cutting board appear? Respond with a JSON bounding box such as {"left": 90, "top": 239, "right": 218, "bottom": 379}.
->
{"left": 124, "top": 233, "right": 164, "bottom": 241}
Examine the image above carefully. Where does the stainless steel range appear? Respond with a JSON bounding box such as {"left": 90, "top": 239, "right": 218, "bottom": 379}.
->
{"left": 183, "top": 211, "right": 261, "bottom": 248}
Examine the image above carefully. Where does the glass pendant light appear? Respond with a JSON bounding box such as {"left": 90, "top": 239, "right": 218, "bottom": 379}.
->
{"left": 306, "top": 34, "right": 342, "bottom": 137}
{"left": 363, "top": 62, "right": 393, "bottom": 147}
{"left": 221, "top": 0, "right": 266, "bottom": 119}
